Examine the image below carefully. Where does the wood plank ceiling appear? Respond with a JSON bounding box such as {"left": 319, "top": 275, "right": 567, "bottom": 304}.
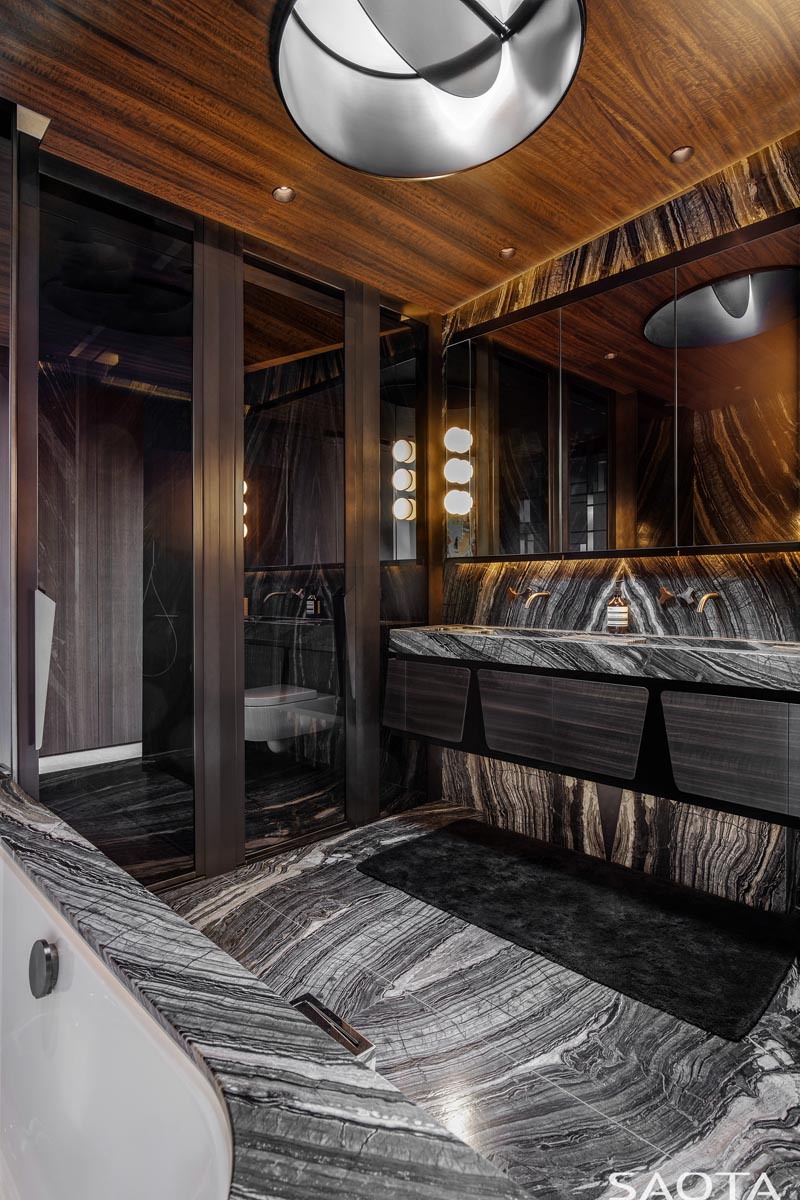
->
{"left": 0, "top": 0, "right": 798, "bottom": 312}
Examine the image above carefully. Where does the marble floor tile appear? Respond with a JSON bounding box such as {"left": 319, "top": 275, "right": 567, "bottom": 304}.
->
{"left": 165, "top": 808, "right": 800, "bottom": 1199}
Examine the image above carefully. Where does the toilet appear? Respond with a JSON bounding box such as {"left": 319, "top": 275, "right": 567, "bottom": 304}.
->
{"left": 244, "top": 684, "right": 338, "bottom": 753}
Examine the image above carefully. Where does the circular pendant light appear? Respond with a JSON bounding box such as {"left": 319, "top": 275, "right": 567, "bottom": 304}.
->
{"left": 272, "top": 0, "right": 586, "bottom": 179}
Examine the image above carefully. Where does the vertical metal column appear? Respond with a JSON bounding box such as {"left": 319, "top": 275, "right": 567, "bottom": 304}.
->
{"left": 193, "top": 219, "right": 245, "bottom": 875}
{"left": 12, "top": 110, "right": 49, "bottom": 798}
{"left": 344, "top": 281, "right": 381, "bottom": 825}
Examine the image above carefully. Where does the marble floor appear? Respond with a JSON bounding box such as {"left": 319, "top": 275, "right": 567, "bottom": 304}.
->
{"left": 39, "top": 750, "right": 344, "bottom": 886}
{"left": 164, "top": 805, "right": 800, "bottom": 1200}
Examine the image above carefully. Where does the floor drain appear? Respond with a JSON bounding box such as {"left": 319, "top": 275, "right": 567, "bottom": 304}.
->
{"left": 291, "top": 993, "right": 377, "bottom": 1069}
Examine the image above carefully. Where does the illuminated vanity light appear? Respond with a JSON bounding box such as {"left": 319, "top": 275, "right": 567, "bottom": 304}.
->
{"left": 391, "top": 467, "right": 416, "bottom": 492}
{"left": 243, "top": 523, "right": 248, "bottom": 539}
{"left": 444, "top": 426, "right": 473, "bottom": 454}
{"left": 243, "top": 481, "right": 248, "bottom": 494}
{"left": 444, "top": 489, "right": 473, "bottom": 516}
{"left": 392, "top": 438, "right": 416, "bottom": 464}
{"left": 243, "top": 501, "right": 248, "bottom": 516}
{"left": 444, "top": 458, "right": 473, "bottom": 484}
{"left": 392, "top": 496, "right": 416, "bottom": 521}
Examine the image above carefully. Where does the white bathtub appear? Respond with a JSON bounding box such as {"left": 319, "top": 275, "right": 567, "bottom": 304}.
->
{"left": 0, "top": 841, "right": 233, "bottom": 1200}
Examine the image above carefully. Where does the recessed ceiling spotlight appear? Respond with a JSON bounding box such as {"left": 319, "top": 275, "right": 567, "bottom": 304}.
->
{"left": 668, "top": 145, "right": 695, "bottom": 164}
{"left": 500, "top": 246, "right": 517, "bottom": 260}
{"left": 272, "top": 0, "right": 586, "bottom": 179}
{"left": 603, "top": 351, "right": 618, "bottom": 360}
{"left": 272, "top": 185, "right": 297, "bottom": 203}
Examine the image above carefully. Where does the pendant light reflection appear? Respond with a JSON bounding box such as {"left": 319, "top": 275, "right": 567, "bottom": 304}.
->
{"left": 272, "top": 0, "right": 586, "bottom": 179}
{"left": 644, "top": 267, "right": 799, "bottom": 348}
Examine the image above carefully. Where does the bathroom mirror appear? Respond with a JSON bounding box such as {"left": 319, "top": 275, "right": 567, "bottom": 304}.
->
{"left": 444, "top": 268, "right": 677, "bottom": 556}
{"left": 673, "top": 225, "right": 800, "bottom": 547}
{"left": 444, "top": 217, "right": 800, "bottom": 558}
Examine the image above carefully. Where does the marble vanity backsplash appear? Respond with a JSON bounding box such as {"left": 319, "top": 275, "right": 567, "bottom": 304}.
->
{"left": 440, "top": 552, "right": 800, "bottom": 913}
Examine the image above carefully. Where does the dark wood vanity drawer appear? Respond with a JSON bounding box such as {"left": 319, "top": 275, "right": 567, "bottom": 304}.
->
{"left": 383, "top": 659, "right": 471, "bottom": 743}
{"left": 479, "top": 670, "right": 648, "bottom": 778}
{"left": 662, "top": 692, "right": 789, "bottom": 814}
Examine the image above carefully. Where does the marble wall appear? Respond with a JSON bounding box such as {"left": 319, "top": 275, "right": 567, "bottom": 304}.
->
{"left": 441, "top": 552, "right": 800, "bottom": 912}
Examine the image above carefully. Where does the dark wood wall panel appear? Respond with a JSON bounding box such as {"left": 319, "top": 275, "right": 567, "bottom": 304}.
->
{"left": 38, "top": 365, "right": 143, "bottom": 755}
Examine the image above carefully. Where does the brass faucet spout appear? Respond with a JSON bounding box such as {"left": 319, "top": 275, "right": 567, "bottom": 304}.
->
{"left": 697, "top": 591, "right": 720, "bottom": 614}
{"left": 524, "top": 591, "right": 551, "bottom": 609}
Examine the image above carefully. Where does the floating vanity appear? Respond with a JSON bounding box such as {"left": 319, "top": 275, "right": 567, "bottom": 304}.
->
{"left": 385, "top": 626, "right": 800, "bottom": 825}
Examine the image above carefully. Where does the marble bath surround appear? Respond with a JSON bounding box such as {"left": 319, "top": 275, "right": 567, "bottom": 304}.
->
{"left": 0, "top": 777, "right": 525, "bottom": 1200}
{"left": 389, "top": 625, "right": 800, "bottom": 692}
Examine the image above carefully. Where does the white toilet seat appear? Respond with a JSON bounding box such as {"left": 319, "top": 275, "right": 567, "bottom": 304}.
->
{"left": 244, "top": 685, "right": 318, "bottom": 708}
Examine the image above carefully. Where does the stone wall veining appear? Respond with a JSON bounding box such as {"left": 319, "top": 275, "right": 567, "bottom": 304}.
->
{"left": 441, "top": 552, "right": 800, "bottom": 913}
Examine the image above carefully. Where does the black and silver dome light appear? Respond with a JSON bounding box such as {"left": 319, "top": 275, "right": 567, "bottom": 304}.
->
{"left": 644, "top": 268, "right": 799, "bottom": 349}
{"left": 271, "top": 0, "right": 586, "bottom": 179}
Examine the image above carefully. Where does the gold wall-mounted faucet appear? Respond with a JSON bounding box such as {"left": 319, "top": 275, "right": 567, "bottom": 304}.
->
{"left": 507, "top": 586, "right": 551, "bottom": 610}
{"left": 697, "top": 591, "right": 721, "bottom": 613}
{"left": 524, "top": 590, "right": 551, "bottom": 609}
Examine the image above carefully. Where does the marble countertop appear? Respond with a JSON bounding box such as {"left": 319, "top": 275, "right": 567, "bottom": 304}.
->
{"left": 389, "top": 625, "right": 800, "bottom": 691}
{"left": 0, "top": 777, "right": 525, "bottom": 1200}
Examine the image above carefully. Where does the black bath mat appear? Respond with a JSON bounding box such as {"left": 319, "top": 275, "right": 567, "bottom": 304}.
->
{"left": 358, "top": 819, "right": 798, "bottom": 1040}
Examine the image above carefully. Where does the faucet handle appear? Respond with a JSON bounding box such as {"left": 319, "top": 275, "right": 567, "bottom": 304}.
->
{"left": 658, "top": 586, "right": 675, "bottom": 606}
{"left": 677, "top": 587, "right": 697, "bottom": 607}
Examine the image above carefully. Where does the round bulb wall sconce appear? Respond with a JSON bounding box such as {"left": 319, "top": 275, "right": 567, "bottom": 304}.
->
{"left": 391, "top": 467, "right": 416, "bottom": 492}
{"left": 271, "top": 0, "right": 586, "bottom": 179}
{"left": 443, "top": 426, "right": 473, "bottom": 454}
{"left": 243, "top": 523, "right": 249, "bottom": 539}
{"left": 392, "top": 438, "right": 416, "bottom": 463}
{"left": 444, "top": 457, "right": 474, "bottom": 485}
{"left": 243, "top": 481, "right": 248, "bottom": 495}
{"left": 444, "top": 489, "right": 474, "bottom": 516}
{"left": 243, "top": 501, "right": 248, "bottom": 516}
{"left": 392, "top": 496, "right": 417, "bottom": 521}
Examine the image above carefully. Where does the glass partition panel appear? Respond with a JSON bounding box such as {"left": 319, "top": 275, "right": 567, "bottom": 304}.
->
{"left": 561, "top": 270, "right": 677, "bottom": 551}
{"left": 36, "top": 175, "right": 195, "bottom": 885}
{"left": 242, "top": 264, "right": 346, "bottom": 855}
{"left": 0, "top": 110, "right": 12, "bottom": 773}
{"left": 674, "top": 225, "right": 800, "bottom": 546}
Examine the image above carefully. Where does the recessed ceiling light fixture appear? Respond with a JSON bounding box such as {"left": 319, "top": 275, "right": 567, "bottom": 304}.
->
{"left": 603, "top": 351, "right": 618, "bottom": 360}
{"left": 499, "top": 246, "right": 517, "bottom": 260}
{"left": 272, "top": 0, "right": 586, "bottom": 179}
{"left": 272, "top": 185, "right": 297, "bottom": 203}
{"left": 668, "top": 145, "right": 695, "bottom": 164}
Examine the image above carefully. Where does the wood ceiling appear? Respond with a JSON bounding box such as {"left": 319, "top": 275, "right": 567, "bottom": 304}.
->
{"left": 0, "top": 0, "right": 799, "bottom": 312}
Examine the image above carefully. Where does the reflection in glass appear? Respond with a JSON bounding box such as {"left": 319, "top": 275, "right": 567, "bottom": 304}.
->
{"left": 379, "top": 309, "right": 429, "bottom": 814}
{"left": 496, "top": 350, "right": 553, "bottom": 555}
{"left": 565, "top": 376, "right": 610, "bottom": 552}
{"left": 675, "top": 228, "right": 800, "bottom": 546}
{"left": 36, "top": 176, "right": 195, "bottom": 885}
{"left": 243, "top": 268, "right": 346, "bottom": 855}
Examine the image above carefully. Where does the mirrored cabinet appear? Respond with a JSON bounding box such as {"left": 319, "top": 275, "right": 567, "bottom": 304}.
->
{"left": 445, "top": 220, "right": 799, "bottom": 557}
